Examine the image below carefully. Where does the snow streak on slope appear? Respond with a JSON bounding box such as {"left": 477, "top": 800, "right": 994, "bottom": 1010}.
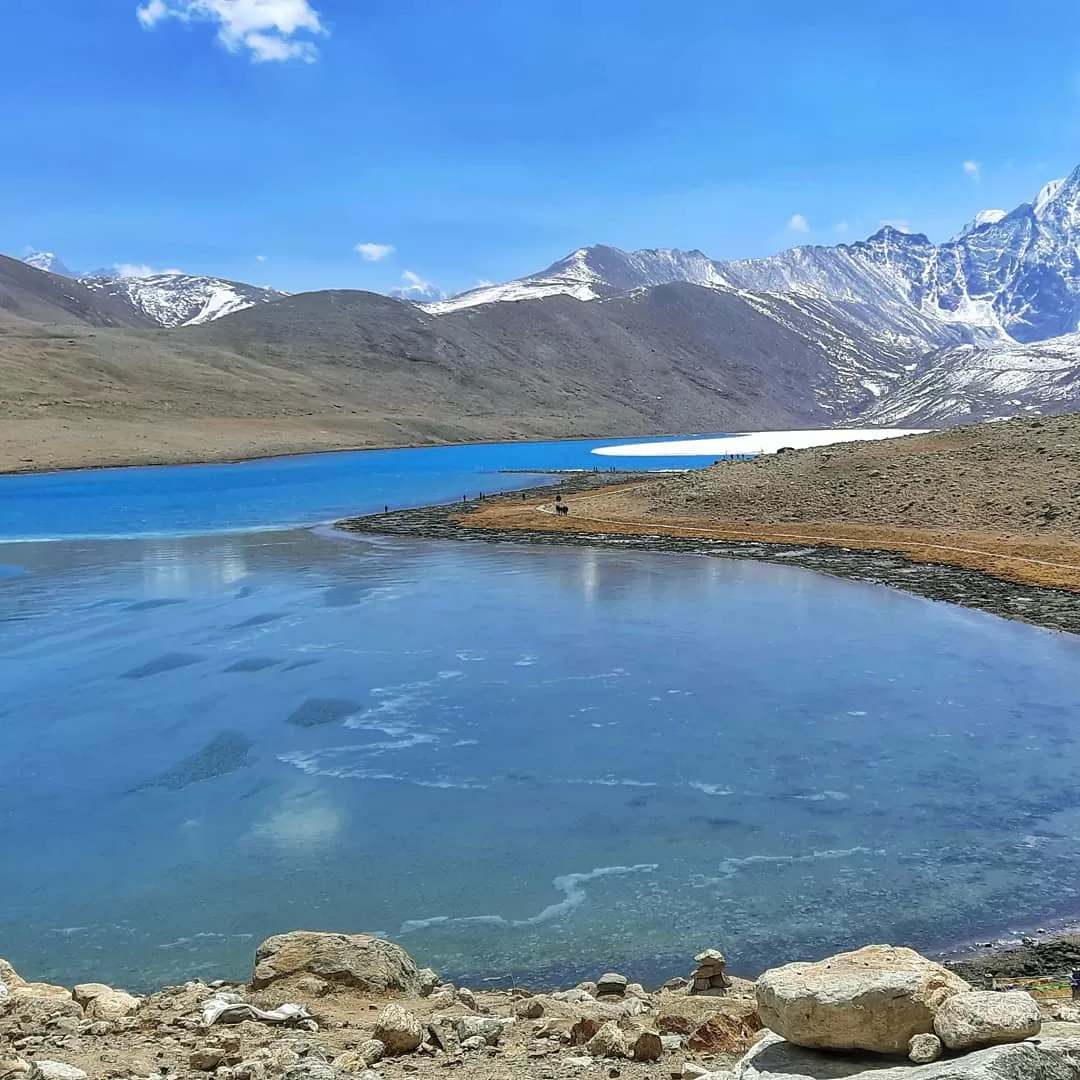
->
{"left": 863, "top": 335, "right": 1080, "bottom": 425}
{"left": 80, "top": 273, "right": 287, "bottom": 328}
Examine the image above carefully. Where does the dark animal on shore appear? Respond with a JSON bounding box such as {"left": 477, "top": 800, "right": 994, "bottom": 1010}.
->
{"left": 556, "top": 503, "right": 570, "bottom": 516}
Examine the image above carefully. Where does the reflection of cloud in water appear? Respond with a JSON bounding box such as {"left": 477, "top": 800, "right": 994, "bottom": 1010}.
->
{"left": 253, "top": 800, "right": 343, "bottom": 850}
{"left": 399, "top": 863, "right": 658, "bottom": 934}
{"left": 138, "top": 541, "right": 249, "bottom": 595}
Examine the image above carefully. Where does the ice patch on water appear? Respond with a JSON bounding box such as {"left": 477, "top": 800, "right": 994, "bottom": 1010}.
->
{"left": 452, "top": 739, "right": 479, "bottom": 747}
{"left": 158, "top": 931, "right": 253, "bottom": 950}
{"left": 795, "top": 790, "right": 851, "bottom": 802}
{"left": 456, "top": 650, "right": 488, "bottom": 662}
{"left": 398, "top": 863, "right": 659, "bottom": 934}
{"left": 541, "top": 668, "right": 629, "bottom": 684}
{"left": 279, "top": 746, "right": 485, "bottom": 789}
{"left": 438, "top": 670, "right": 465, "bottom": 680}
{"left": 515, "top": 654, "right": 539, "bottom": 667}
{"left": 689, "top": 782, "right": 735, "bottom": 796}
{"left": 848, "top": 710, "right": 868, "bottom": 717}
{"left": 567, "top": 776, "right": 659, "bottom": 788}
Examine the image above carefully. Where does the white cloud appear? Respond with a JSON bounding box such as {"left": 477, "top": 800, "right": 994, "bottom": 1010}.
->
{"left": 476, "top": 278, "right": 494, "bottom": 287}
{"left": 879, "top": 218, "right": 911, "bottom": 233}
{"left": 135, "top": 0, "right": 325, "bottom": 63}
{"left": 834, "top": 221, "right": 849, "bottom": 234}
{"left": 390, "top": 270, "right": 444, "bottom": 301}
{"left": 255, "top": 254, "right": 268, "bottom": 262}
{"left": 113, "top": 263, "right": 183, "bottom": 278}
{"left": 788, "top": 214, "right": 810, "bottom": 233}
{"left": 355, "top": 242, "right": 396, "bottom": 262}
{"left": 963, "top": 160, "right": 981, "bottom": 181}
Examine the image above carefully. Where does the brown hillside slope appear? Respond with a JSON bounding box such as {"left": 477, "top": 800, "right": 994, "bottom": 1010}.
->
{"left": 462, "top": 413, "right": 1080, "bottom": 591}
{"left": 0, "top": 282, "right": 872, "bottom": 472}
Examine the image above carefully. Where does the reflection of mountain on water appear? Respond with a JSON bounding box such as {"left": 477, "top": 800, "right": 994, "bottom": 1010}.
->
{"left": 508, "top": 544, "right": 853, "bottom": 611}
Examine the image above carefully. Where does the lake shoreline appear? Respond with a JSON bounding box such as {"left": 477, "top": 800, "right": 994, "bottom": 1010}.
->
{"left": 336, "top": 475, "right": 1080, "bottom": 636}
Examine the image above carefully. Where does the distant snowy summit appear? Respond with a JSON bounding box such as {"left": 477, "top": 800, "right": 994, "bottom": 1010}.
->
{"left": 423, "top": 246, "right": 727, "bottom": 314}
{"left": 23, "top": 251, "right": 75, "bottom": 277}
{"left": 20, "top": 251, "right": 286, "bottom": 328}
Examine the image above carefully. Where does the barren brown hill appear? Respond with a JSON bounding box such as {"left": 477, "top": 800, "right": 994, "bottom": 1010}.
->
{"left": 462, "top": 412, "right": 1080, "bottom": 591}
{"left": 0, "top": 280, "right": 887, "bottom": 472}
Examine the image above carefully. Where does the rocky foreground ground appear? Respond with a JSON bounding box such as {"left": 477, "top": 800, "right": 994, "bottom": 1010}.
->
{"left": 5, "top": 935, "right": 1080, "bottom": 1080}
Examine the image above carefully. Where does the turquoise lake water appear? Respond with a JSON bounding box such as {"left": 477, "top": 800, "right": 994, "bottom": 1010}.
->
{"left": 3, "top": 436, "right": 1080, "bottom": 990}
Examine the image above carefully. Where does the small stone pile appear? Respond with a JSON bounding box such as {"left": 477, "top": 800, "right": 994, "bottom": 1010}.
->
{"left": 690, "top": 950, "right": 731, "bottom": 995}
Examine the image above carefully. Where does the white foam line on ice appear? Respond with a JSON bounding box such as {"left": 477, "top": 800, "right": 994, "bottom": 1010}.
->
{"left": 398, "top": 863, "right": 659, "bottom": 934}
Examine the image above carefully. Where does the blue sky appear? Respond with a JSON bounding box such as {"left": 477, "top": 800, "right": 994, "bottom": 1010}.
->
{"left": 3, "top": 0, "right": 1080, "bottom": 297}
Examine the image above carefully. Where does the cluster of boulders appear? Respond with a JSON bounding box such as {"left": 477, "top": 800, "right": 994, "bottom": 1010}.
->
{"left": 4, "top": 935, "right": 1080, "bottom": 1080}
{"left": 756, "top": 944, "right": 1041, "bottom": 1062}
{"left": 0, "top": 932, "right": 766, "bottom": 1080}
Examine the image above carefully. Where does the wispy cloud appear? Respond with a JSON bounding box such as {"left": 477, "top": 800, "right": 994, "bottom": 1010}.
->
{"left": 788, "top": 213, "right": 810, "bottom": 233}
{"left": 833, "top": 221, "right": 849, "bottom": 235}
{"left": 390, "top": 270, "right": 444, "bottom": 301}
{"left": 135, "top": 0, "right": 326, "bottom": 63}
{"left": 114, "top": 263, "right": 183, "bottom": 278}
{"left": 879, "top": 218, "right": 911, "bottom": 233}
{"left": 255, "top": 254, "right": 268, "bottom": 262}
{"left": 355, "top": 242, "right": 396, "bottom": 262}
{"left": 963, "top": 160, "right": 981, "bottom": 182}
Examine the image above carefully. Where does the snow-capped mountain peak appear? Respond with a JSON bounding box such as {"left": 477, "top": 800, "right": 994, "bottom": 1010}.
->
{"left": 80, "top": 270, "right": 287, "bottom": 328}
{"left": 956, "top": 208, "right": 1007, "bottom": 238}
{"left": 23, "top": 251, "right": 75, "bottom": 277}
{"left": 422, "top": 244, "right": 730, "bottom": 314}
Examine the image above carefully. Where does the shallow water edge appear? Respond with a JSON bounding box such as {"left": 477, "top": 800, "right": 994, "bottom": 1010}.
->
{"left": 338, "top": 475, "right": 1080, "bottom": 637}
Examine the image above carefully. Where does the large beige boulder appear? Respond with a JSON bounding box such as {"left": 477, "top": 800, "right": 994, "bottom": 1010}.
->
{"left": 0, "top": 960, "right": 25, "bottom": 991}
{"left": 251, "top": 932, "right": 419, "bottom": 994}
{"left": 72, "top": 983, "right": 139, "bottom": 1021}
{"left": 933, "top": 990, "right": 1041, "bottom": 1051}
{"left": 755, "top": 945, "right": 970, "bottom": 1055}
{"left": 372, "top": 1003, "right": 424, "bottom": 1055}
{"left": 87, "top": 989, "right": 140, "bottom": 1022}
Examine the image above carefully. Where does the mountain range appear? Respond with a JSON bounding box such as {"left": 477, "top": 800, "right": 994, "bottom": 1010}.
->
{"left": 8, "top": 164, "right": 1080, "bottom": 470}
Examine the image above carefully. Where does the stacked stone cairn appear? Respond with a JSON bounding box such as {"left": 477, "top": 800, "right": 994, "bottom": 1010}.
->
{"left": 690, "top": 949, "right": 731, "bottom": 994}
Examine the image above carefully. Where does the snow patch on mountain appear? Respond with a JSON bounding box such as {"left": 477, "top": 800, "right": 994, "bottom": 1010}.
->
{"left": 80, "top": 272, "right": 287, "bottom": 328}
{"left": 862, "top": 334, "right": 1080, "bottom": 425}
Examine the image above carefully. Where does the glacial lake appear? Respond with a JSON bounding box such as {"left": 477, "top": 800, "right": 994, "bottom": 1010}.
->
{"left": 3, "top": 435, "right": 1080, "bottom": 991}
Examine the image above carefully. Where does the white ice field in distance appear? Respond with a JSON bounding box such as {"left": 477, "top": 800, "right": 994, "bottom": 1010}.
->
{"left": 591, "top": 428, "right": 930, "bottom": 458}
